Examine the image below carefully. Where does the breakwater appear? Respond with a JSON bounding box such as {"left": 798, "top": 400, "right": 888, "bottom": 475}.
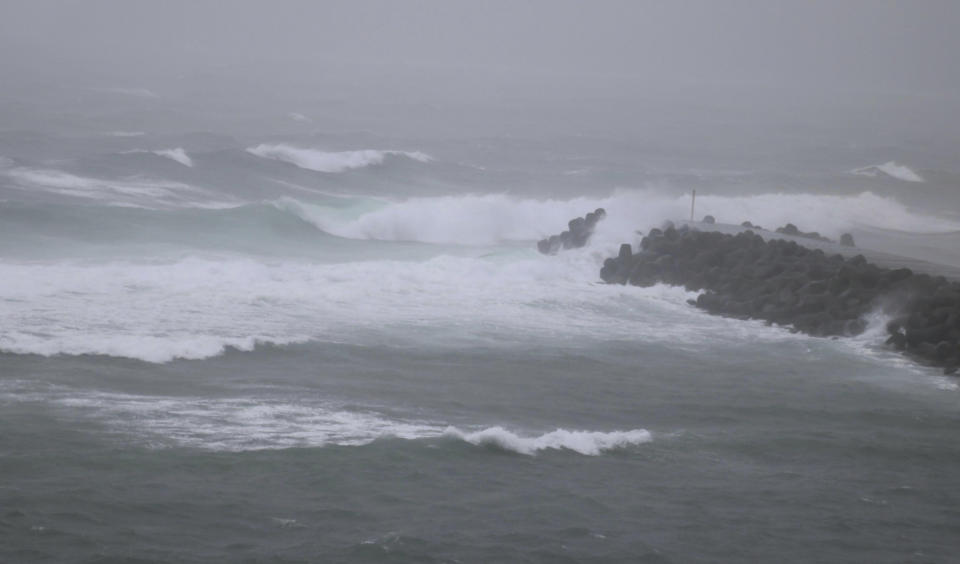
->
{"left": 537, "top": 208, "right": 606, "bottom": 254}
{"left": 600, "top": 224, "right": 960, "bottom": 374}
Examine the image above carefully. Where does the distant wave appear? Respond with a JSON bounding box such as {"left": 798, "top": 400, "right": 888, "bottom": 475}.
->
{"left": 246, "top": 144, "right": 432, "bottom": 173}
{"left": 851, "top": 161, "right": 925, "bottom": 183}
{"left": 124, "top": 147, "right": 193, "bottom": 167}
{"left": 106, "top": 131, "right": 146, "bottom": 137}
{"left": 152, "top": 147, "right": 193, "bottom": 167}
{"left": 1, "top": 166, "right": 229, "bottom": 208}
{"left": 443, "top": 426, "right": 652, "bottom": 455}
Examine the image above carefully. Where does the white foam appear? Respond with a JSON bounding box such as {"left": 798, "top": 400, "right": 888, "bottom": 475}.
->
{"left": 281, "top": 193, "right": 599, "bottom": 245}
{"left": 123, "top": 148, "right": 193, "bottom": 167}
{"left": 852, "top": 161, "right": 925, "bottom": 183}
{"left": 932, "top": 378, "right": 959, "bottom": 391}
{"left": 281, "top": 189, "right": 960, "bottom": 247}
{"left": 48, "top": 390, "right": 442, "bottom": 451}
{"left": 288, "top": 112, "right": 312, "bottom": 123}
{"left": 0, "top": 333, "right": 309, "bottom": 364}
{"left": 246, "top": 144, "right": 431, "bottom": 173}
{"left": 827, "top": 308, "right": 960, "bottom": 391}
{"left": 0, "top": 382, "right": 654, "bottom": 453}
{"left": 443, "top": 426, "right": 652, "bottom": 455}
{"left": 2, "top": 166, "right": 231, "bottom": 208}
{"left": 0, "top": 252, "right": 806, "bottom": 363}
{"left": 152, "top": 148, "right": 193, "bottom": 167}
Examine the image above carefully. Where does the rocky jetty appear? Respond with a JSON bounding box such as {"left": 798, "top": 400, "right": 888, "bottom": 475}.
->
{"left": 537, "top": 208, "right": 606, "bottom": 254}
{"left": 771, "top": 222, "right": 856, "bottom": 247}
{"left": 600, "top": 224, "right": 960, "bottom": 374}
{"left": 774, "top": 222, "right": 833, "bottom": 243}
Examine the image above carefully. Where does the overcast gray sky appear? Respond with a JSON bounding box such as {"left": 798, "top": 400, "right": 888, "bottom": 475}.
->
{"left": 2, "top": 0, "right": 958, "bottom": 93}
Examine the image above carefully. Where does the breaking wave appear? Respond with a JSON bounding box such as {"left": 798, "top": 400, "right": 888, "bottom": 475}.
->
{"left": 149, "top": 147, "right": 193, "bottom": 167}
{"left": 280, "top": 190, "right": 960, "bottom": 246}
{"left": 0, "top": 380, "right": 654, "bottom": 454}
{"left": 122, "top": 147, "right": 193, "bottom": 167}
{"left": 851, "top": 161, "right": 925, "bottom": 183}
{"left": 246, "top": 144, "right": 432, "bottom": 173}
{"left": 443, "top": 426, "right": 652, "bottom": 455}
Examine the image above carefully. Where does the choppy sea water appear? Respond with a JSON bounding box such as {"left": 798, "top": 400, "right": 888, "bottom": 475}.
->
{"left": 2, "top": 131, "right": 960, "bottom": 563}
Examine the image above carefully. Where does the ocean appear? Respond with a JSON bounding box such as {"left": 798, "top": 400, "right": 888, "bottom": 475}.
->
{"left": 2, "top": 127, "right": 960, "bottom": 563}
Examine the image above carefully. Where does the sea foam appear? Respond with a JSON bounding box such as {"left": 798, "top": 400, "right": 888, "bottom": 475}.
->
{"left": 152, "top": 148, "right": 193, "bottom": 167}
{"left": 246, "top": 144, "right": 431, "bottom": 173}
{"left": 41, "top": 389, "right": 442, "bottom": 451}
{"left": 851, "top": 161, "right": 925, "bottom": 183}
{"left": 2, "top": 166, "right": 229, "bottom": 208}
{"left": 0, "top": 382, "right": 653, "bottom": 454}
{"left": 123, "top": 147, "right": 193, "bottom": 167}
{"left": 280, "top": 190, "right": 960, "bottom": 247}
{"left": 0, "top": 252, "right": 799, "bottom": 364}
{"left": 443, "top": 426, "right": 652, "bottom": 455}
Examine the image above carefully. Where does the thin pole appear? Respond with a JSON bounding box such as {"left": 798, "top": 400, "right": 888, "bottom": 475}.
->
{"left": 690, "top": 190, "right": 696, "bottom": 222}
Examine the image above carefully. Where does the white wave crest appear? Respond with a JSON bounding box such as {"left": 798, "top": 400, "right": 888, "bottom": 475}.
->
{"left": 0, "top": 382, "right": 654, "bottom": 453}
{"left": 851, "top": 161, "right": 925, "bottom": 183}
{"left": 280, "top": 190, "right": 960, "bottom": 247}
{"left": 0, "top": 332, "right": 310, "bottom": 364}
{"left": 444, "top": 426, "right": 652, "bottom": 455}
{"left": 153, "top": 147, "right": 193, "bottom": 167}
{"left": 123, "top": 147, "right": 193, "bottom": 167}
{"left": 246, "top": 144, "right": 431, "bottom": 173}
{"left": 2, "top": 166, "right": 230, "bottom": 208}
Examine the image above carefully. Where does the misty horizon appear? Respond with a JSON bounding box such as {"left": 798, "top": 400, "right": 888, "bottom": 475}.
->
{"left": 2, "top": 1, "right": 959, "bottom": 143}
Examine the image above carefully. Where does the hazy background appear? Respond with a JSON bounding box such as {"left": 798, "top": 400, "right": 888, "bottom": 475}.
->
{"left": 2, "top": 0, "right": 959, "bottom": 143}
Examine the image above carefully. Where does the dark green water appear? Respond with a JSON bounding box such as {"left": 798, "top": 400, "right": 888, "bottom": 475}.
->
{"left": 3, "top": 335, "right": 959, "bottom": 563}
{"left": 3, "top": 128, "right": 960, "bottom": 563}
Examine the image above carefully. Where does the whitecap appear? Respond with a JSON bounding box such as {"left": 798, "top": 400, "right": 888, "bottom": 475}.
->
{"left": 2, "top": 166, "right": 232, "bottom": 208}
{"left": 276, "top": 189, "right": 960, "bottom": 247}
{"left": 443, "top": 426, "right": 652, "bottom": 455}
{"left": 851, "top": 161, "right": 925, "bottom": 183}
{"left": 246, "top": 144, "right": 431, "bottom": 173}
{"left": 152, "top": 147, "right": 193, "bottom": 167}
